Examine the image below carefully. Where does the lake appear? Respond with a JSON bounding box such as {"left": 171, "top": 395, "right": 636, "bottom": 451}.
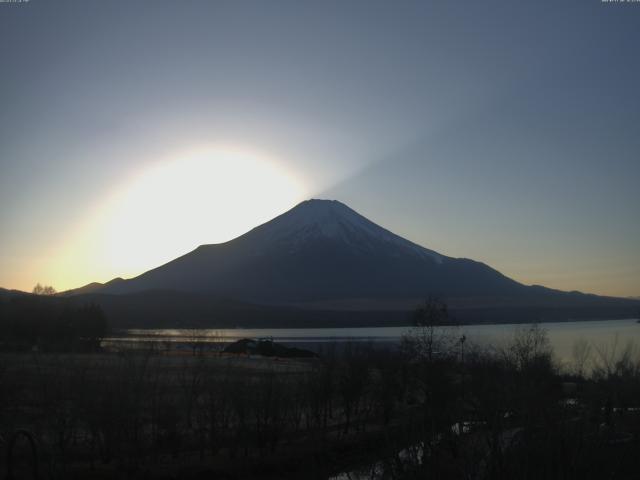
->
{"left": 108, "top": 318, "right": 640, "bottom": 366}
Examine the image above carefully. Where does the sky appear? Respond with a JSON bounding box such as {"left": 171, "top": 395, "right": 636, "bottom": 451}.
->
{"left": 0, "top": 0, "right": 638, "bottom": 297}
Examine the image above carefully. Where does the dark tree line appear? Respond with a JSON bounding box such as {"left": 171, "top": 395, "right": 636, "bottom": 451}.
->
{"left": 0, "top": 294, "right": 108, "bottom": 352}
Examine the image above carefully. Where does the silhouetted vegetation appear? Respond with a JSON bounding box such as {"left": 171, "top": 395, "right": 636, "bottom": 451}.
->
{"left": 31, "top": 283, "right": 57, "bottom": 296}
{"left": 224, "top": 338, "right": 318, "bottom": 358}
{"left": 0, "top": 294, "right": 108, "bottom": 352}
{"left": 1, "top": 299, "right": 640, "bottom": 479}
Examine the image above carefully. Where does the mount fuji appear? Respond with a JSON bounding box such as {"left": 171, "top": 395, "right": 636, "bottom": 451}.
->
{"left": 68, "top": 199, "right": 637, "bottom": 327}
{"left": 98, "top": 199, "right": 525, "bottom": 301}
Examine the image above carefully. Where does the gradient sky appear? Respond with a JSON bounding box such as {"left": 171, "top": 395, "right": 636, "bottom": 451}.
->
{"left": 1, "top": 0, "right": 638, "bottom": 297}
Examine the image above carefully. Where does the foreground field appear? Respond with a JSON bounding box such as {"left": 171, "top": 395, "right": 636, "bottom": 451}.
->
{"left": 2, "top": 327, "right": 640, "bottom": 479}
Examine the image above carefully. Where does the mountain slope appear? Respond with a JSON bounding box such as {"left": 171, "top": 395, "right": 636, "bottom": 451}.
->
{"left": 59, "top": 277, "right": 125, "bottom": 297}
{"left": 101, "top": 199, "right": 527, "bottom": 302}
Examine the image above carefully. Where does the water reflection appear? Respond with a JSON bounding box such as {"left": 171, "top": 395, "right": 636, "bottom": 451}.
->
{"left": 106, "top": 318, "right": 640, "bottom": 365}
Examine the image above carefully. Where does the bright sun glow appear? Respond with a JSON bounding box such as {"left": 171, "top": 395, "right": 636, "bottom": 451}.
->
{"left": 48, "top": 148, "right": 307, "bottom": 289}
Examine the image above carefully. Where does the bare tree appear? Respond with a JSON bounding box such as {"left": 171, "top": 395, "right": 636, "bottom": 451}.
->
{"left": 402, "top": 297, "right": 458, "bottom": 362}
{"left": 571, "top": 337, "right": 592, "bottom": 377}
{"left": 32, "top": 283, "right": 57, "bottom": 295}
{"left": 504, "top": 323, "right": 553, "bottom": 371}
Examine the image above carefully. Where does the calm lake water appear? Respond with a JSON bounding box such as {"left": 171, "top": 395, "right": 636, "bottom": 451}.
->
{"left": 111, "top": 318, "right": 640, "bottom": 365}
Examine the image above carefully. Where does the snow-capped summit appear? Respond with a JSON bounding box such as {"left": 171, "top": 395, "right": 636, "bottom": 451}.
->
{"left": 241, "top": 199, "right": 444, "bottom": 263}
{"left": 100, "top": 198, "right": 525, "bottom": 302}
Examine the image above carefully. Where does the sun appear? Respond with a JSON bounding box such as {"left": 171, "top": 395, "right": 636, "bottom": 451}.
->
{"left": 49, "top": 147, "right": 307, "bottom": 289}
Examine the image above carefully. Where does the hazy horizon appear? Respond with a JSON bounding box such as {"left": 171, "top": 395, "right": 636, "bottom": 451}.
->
{"left": 1, "top": 0, "right": 639, "bottom": 297}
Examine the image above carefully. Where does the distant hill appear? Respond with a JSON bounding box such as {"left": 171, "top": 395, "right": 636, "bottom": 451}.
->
{"left": 0, "top": 287, "right": 29, "bottom": 299}
{"left": 3, "top": 286, "right": 637, "bottom": 330}
{"left": 65, "top": 289, "right": 638, "bottom": 329}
